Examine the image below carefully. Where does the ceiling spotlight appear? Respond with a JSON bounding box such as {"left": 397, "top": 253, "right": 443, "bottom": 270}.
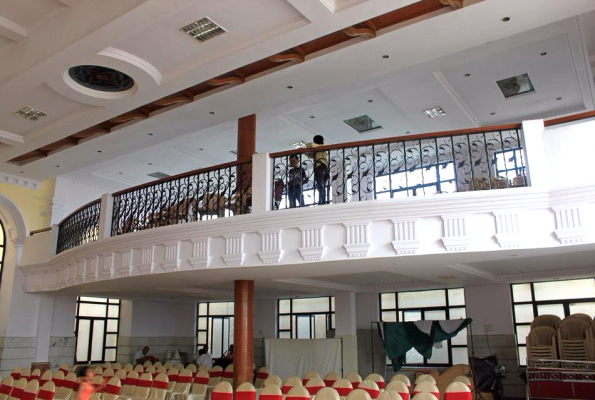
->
{"left": 287, "top": 85, "right": 294, "bottom": 89}
{"left": 56, "top": 165, "right": 61, "bottom": 168}
{"left": 540, "top": 52, "right": 547, "bottom": 56}
{"left": 382, "top": 55, "right": 390, "bottom": 59}
{"left": 501, "top": 16, "right": 511, "bottom": 22}
{"left": 148, "top": 162, "right": 153, "bottom": 165}
{"left": 405, "top": 131, "right": 411, "bottom": 134}
{"left": 464, "top": 73, "right": 471, "bottom": 77}
{"left": 199, "top": 148, "right": 204, "bottom": 151}
{"left": 490, "top": 112, "right": 496, "bottom": 116}
{"left": 556, "top": 97, "right": 562, "bottom": 101}
{"left": 209, "top": 111, "right": 215, "bottom": 115}
{"left": 97, "top": 150, "right": 102, "bottom": 153}
{"left": 20, "top": 171, "right": 24, "bottom": 174}
{"left": 310, "top": 116, "right": 315, "bottom": 119}
{"left": 368, "top": 99, "right": 374, "bottom": 103}
{"left": 147, "top": 133, "right": 154, "bottom": 136}
{"left": 119, "top": 172, "right": 123, "bottom": 175}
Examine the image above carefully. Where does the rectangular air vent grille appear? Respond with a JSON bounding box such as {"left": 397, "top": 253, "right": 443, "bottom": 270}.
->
{"left": 181, "top": 17, "right": 226, "bottom": 43}
{"left": 14, "top": 106, "right": 48, "bottom": 121}
{"left": 148, "top": 172, "right": 170, "bottom": 179}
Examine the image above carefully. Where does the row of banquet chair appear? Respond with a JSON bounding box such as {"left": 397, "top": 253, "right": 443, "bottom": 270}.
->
{"left": 526, "top": 313, "right": 595, "bottom": 362}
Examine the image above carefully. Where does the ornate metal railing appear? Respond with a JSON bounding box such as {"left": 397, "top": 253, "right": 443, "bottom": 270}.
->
{"left": 271, "top": 126, "right": 527, "bottom": 209}
{"left": 111, "top": 161, "right": 252, "bottom": 236}
{"left": 56, "top": 200, "right": 101, "bottom": 254}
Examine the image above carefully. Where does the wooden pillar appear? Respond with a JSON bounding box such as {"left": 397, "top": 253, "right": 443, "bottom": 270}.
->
{"left": 233, "top": 280, "right": 254, "bottom": 388}
{"left": 237, "top": 114, "right": 256, "bottom": 162}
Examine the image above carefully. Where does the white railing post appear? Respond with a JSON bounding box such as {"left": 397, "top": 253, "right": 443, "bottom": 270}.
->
{"left": 98, "top": 193, "right": 114, "bottom": 240}
{"left": 521, "top": 119, "right": 549, "bottom": 190}
{"left": 251, "top": 153, "right": 272, "bottom": 214}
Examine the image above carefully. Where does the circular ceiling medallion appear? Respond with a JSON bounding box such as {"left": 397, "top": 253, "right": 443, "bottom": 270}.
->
{"left": 68, "top": 65, "right": 134, "bottom": 92}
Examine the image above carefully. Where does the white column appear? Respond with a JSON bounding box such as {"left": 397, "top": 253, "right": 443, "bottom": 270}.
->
{"left": 34, "top": 295, "right": 55, "bottom": 362}
{"left": 98, "top": 193, "right": 114, "bottom": 240}
{"left": 251, "top": 153, "right": 272, "bottom": 214}
{"left": 521, "top": 119, "right": 548, "bottom": 190}
{"left": 335, "top": 292, "right": 357, "bottom": 336}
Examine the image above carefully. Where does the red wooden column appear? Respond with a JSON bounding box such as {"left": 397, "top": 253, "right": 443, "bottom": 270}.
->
{"left": 233, "top": 280, "right": 254, "bottom": 388}
{"left": 237, "top": 114, "right": 256, "bottom": 162}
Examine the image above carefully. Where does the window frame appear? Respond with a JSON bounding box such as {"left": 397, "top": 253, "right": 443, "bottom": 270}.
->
{"left": 277, "top": 296, "right": 335, "bottom": 339}
{"left": 510, "top": 278, "right": 595, "bottom": 367}
{"left": 74, "top": 297, "right": 120, "bottom": 364}
{"left": 196, "top": 301, "right": 235, "bottom": 358}
{"left": 379, "top": 288, "right": 468, "bottom": 367}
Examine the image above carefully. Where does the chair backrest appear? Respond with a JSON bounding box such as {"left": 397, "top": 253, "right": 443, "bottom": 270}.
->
{"left": 193, "top": 370, "right": 209, "bottom": 386}
{"left": 134, "top": 365, "right": 144, "bottom": 373}
{"left": 263, "top": 375, "right": 282, "bottom": 388}
{"left": 151, "top": 373, "right": 169, "bottom": 396}
{"left": 166, "top": 368, "right": 178, "bottom": 389}
{"left": 103, "top": 377, "right": 121, "bottom": 400}
{"left": 143, "top": 361, "right": 153, "bottom": 369}
{"left": 305, "top": 378, "right": 326, "bottom": 395}
{"left": 345, "top": 373, "right": 362, "bottom": 389}
{"left": 92, "top": 376, "right": 104, "bottom": 392}
{"left": 528, "top": 326, "right": 556, "bottom": 346}
{"left": 36, "top": 381, "right": 55, "bottom": 400}
{"left": 378, "top": 391, "right": 402, "bottom": 400}
{"left": 103, "top": 362, "right": 112, "bottom": 370}
{"left": 153, "top": 363, "right": 162, "bottom": 368}
{"left": 315, "top": 387, "right": 340, "bottom": 400}
{"left": 235, "top": 382, "right": 256, "bottom": 400}
{"left": 133, "top": 373, "right": 153, "bottom": 398}
{"left": 412, "top": 381, "right": 439, "bottom": 397}
{"left": 559, "top": 317, "right": 589, "bottom": 340}
{"left": 30, "top": 370, "right": 41, "bottom": 382}
{"left": 157, "top": 367, "right": 167, "bottom": 375}
{"left": 531, "top": 315, "right": 561, "bottom": 330}
{"left": 323, "top": 372, "right": 339, "bottom": 387}
{"left": 358, "top": 380, "right": 380, "bottom": 400}
{"left": 58, "top": 366, "right": 69, "bottom": 375}
{"left": 211, "top": 381, "right": 233, "bottom": 400}
{"left": 39, "top": 371, "right": 52, "bottom": 387}
{"left": 51, "top": 371, "right": 64, "bottom": 388}
{"left": 259, "top": 384, "right": 282, "bottom": 400}
{"left": 112, "top": 363, "right": 121, "bottom": 371}
{"left": 174, "top": 364, "right": 184, "bottom": 372}
{"left": 452, "top": 376, "right": 471, "bottom": 387}
{"left": 254, "top": 367, "right": 269, "bottom": 389}
{"left": 209, "top": 366, "right": 223, "bottom": 386}
{"left": 332, "top": 379, "right": 353, "bottom": 397}
{"left": 145, "top": 366, "right": 156, "bottom": 377}
{"left": 103, "top": 368, "right": 115, "bottom": 379}
{"left": 173, "top": 369, "right": 192, "bottom": 394}
{"left": 20, "top": 369, "right": 31, "bottom": 382}
{"left": 282, "top": 377, "right": 302, "bottom": 394}
{"left": 62, "top": 373, "right": 77, "bottom": 390}
{"left": 186, "top": 364, "right": 197, "bottom": 373}
{"left": 10, "top": 378, "right": 27, "bottom": 400}
{"left": 115, "top": 370, "right": 127, "bottom": 381}
{"left": 93, "top": 367, "right": 103, "bottom": 375}
{"left": 124, "top": 371, "right": 139, "bottom": 388}
{"left": 346, "top": 389, "right": 372, "bottom": 400}
{"left": 222, "top": 365, "right": 233, "bottom": 383}
{"left": 285, "top": 386, "right": 310, "bottom": 400}
{"left": 389, "top": 375, "right": 410, "bottom": 390}
{"left": 1, "top": 376, "right": 15, "bottom": 400}
{"left": 302, "top": 370, "right": 320, "bottom": 385}
{"left": 10, "top": 368, "right": 21, "bottom": 380}
{"left": 163, "top": 362, "right": 172, "bottom": 370}
{"left": 411, "top": 394, "right": 436, "bottom": 400}
{"left": 198, "top": 365, "right": 210, "bottom": 372}
{"left": 21, "top": 380, "right": 39, "bottom": 400}
{"left": 385, "top": 381, "right": 408, "bottom": 399}
{"left": 444, "top": 382, "right": 471, "bottom": 400}
{"left": 570, "top": 313, "right": 593, "bottom": 325}
{"left": 414, "top": 375, "right": 435, "bottom": 385}
{"left": 123, "top": 364, "right": 133, "bottom": 373}
{"left": 364, "top": 375, "right": 385, "bottom": 390}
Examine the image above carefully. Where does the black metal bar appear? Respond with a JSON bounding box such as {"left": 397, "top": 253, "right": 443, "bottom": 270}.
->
{"left": 57, "top": 200, "right": 101, "bottom": 254}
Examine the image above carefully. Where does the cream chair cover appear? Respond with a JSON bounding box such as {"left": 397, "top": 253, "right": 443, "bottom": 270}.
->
{"left": 378, "top": 391, "right": 401, "bottom": 400}
{"left": 385, "top": 382, "right": 408, "bottom": 400}
{"left": 358, "top": 381, "right": 380, "bottom": 400}
{"left": 143, "top": 362, "right": 153, "bottom": 370}
{"left": 444, "top": 382, "right": 471, "bottom": 400}
{"left": 93, "top": 368, "right": 103, "bottom": 376}
{"left": 30, "top": 370, "right": 41, "bottom": 382}
{"left": 163, "top": 363, "right": 172, "bottom": 371}
{"left": 116, "top": 370, "right": 128, "bottom": 382}
{"left": 148, "top": 373, "right": 169, "bottom": 400}
{"left": 305, "top": 378, "right": 326, "bottom": 396}
{"left": 302, "top": 371, "right": 321, "bottom": 386}
{"left": 282, "top": 377, "right": 302, "bottom": 395}
{"left": 185, "top": 365, "right": 196, "bottom": 375}
{"left": 153, "top": 363, "right": 163, "bottom": 369}
{"left": 134, "top": 366, "right": 145, "bottom": 374}
{"left": 412, "top": 382, "right": 439, "bottom": 398}
{"left": 113, "top": 363, "right": 122, "bottom": 371}
{"left": 8, "top": 378, "right": 26, "bottom": 400}
{"left": 103, "top": 377, "right": 121, "bottom": 400}
{"left": 39, "top": 371, "right": 52, "bottom": 387}
{"left": 210, "top": 382, "right": 232, "bottom": 400}
{"left": 197, "top": 366, "right": 209, "bottom": 373}
{"left": 259, "top": 384, "right": 282, "bottom": 400}
{"left": 20, "top": 370, "right": 31, "bottom": 383}
{"left": 146, "top": 367, "right": 157, "bottom": 380}
{"left": 254, "top": 367, "right": 269, "bottom": 389}
{"left": 452, "top": 376, "right": 471, "bottom": 388}
{"left": 51, "top": 372, "right": 64, "bottom": 389}
{"left": 345, "top": 374, "right": 362, "bottom": 390}
{"left": 414, "top": 376, "right": 435, "bottom": 385}
{"left": 35, "top": 381, "right": 55, "bottom": 400}
{"left": 364, "top": 375, "right": 385, "bottom": 391}
{"left": 345, "top": 389, "right": 372, "bottom": 400}
{"left": 157, "top": 369, "right": 167, "bottom": 376}
{"left": 21, "top": 380, "right": 39, "bottom": 400}
{"left": 176, "top": 371, "right": 209, "bottom": 400}
{"left": 389, "top": 375, "right": 410, "bottom": 392}
{"left": 104, "top": 363, "right": 113, "bottom": 371}
{"left": 174, "top": 365, "right": 184, "bottom": 373}
{"left": 55, "top": 373, "right": 77, "bottom": 400}
{"left": 132, "top": 373, "right": 153, "bottom": 400}
{"left": 58, "top": 367, "right": 69, "bottom": 376}
{"left": 285, "top": 386, "right": 310, "bottom": 400}
{"left": 0, "top": 376, "right": 14, "bottom": 400}
{"left": 124, "top": 365, "right": 134, "bottom": 373}
{"left": 168, "top": 370, "right": 191, "bottom": 400}
{"left": 411, "top": 394, "right": 436, "bottom": 400}
{"left": 93, "top": 376, "right": 104, "bottom": 393}
{"left": 559, "top": 317, "right": 590, "bottom": 361}
{"left": 10, "top": 368, "right": 21, "bottom": 380}
{"left": 104, "top": 369, "right": 116, "bottom": 380}
{"left": 323, "top": 372, "right": 339, "bottom": 388}
{"left": 263, "top": 375, "right": 282, "bottom": 388}
{"left": 208, "top": 367, "right": 222, "bottom": 386}
{"left": 221, "top": 365, "right": 233, "bottom": 385}
{"left": 235, "top": 383, "right": 256, "bottom": 400}
{"left": 165, "top": 369, "right": 179, "bottom": 392}
{"left": 331, "top": 379, "right": 353, "bottom": 398}
{"left": 121, "top": 372, "right": 139, "bottom": 397}
{"left": 315, "top": 388, "right": 340, "bottom": 400}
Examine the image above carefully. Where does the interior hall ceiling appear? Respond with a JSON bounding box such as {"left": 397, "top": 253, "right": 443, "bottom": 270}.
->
{"left": 1, "top": 0, "right": 595, "bottom": 191}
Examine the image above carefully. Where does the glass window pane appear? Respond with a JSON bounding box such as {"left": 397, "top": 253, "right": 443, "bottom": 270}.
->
{"left": 331, "top": 313, "right": 335, "bottom": 329}
{"left": 512, "top": 284, "right": 532, "bottom": 302}
{"left": 514, "top": 304, "right": 534, "bottom": 323}
{"left": 105, "top": 348, "right": 116, "bottom": 362}
{"left": 78, "top": 303, "right": 106, "bottom": 317}
{"left": 534, "top": 279, "right": 595, "bottom": 301}
{"left": 448, "top": 289, "right": 465, "bottom": 306}
{"left": 331, "top": 297, "right": 335, "bottom": 312}
{"left": 451, "top": 328, "right": 467, "bottom": 346}
{"left": 449, "top": 308, "right": 466, "bottom": 319}
{"left": 381, "top": 293, "right": 396, "bottom": 310}
{"left": 109, "top": 299, "right": 120, "bottom": 304}
{"left": 76, "top": 319, "right": 91, "bottom": 362}
{"left": 452, "top": 347, "right": 468, "bottom": 365}
{"left": 279, "top": 316, "right": 290, "bottom": 330}
{"left": 279, "top": 300, "right": 290, "bottom": 314}
{"left": 518, "top": 346, "right": 527, "bottom": 366}
{"left": 198, "top": 317, "right": 207, "bottom": 330}
{"left": 297, "top": 316, "right": 311, "bottom": 339}
{"left": 398, "top": 290, "right": 446, "bottom": 308}
{"left": 212, "top": 318, "right": 223, "bottom": 358}
{"left": 425, "top": 310, "right": 446, "bottom": 321}
{"left": 80, "top": 297, "right": 107, "bottom": 303}
{"left": 198, "top": 303, "right": 207, "bottom": 316}
{"left": 382, "top": 311, "right": 397, "bottom": 322}
{"left": 427, "top": 343, "right": 448, "bottom": 364}
{"left": 404, "top": 311, "right": 421, "bottom": 322}
{"left": 107, "top": 320, "right": 118, "bottom": 333}
{"left": 292, "top": 297, "right": 331, "bottom": 313}
{"left": 569, "top": 302, "right": 595, "bottom": 316}
{"left": 279, "top": 331, "right": 290, "bottom": 339}
{"left": 106, "top": 334, "right": 117, "bottom": 347}
{"left": 314, "top": 315, "right": 327, "bottom": 338}
{"left": 209, "top": 302, "right": 233, "bottom": 315}
{"left": 516, "top": 325, "right": 531, "bottom": 345}
{"left": 197, "top": 332, "right": 207, "bottom": 344}
{"left": 405, "top": 349, "right": 423, "bottom": 364}
{"left": 91, "top": 320, "right": 105, "bottom": 362}
{"left": 536, "top": 304, "right": 565, "bottom": 319}
{"left": 108, "top": 305, "right": 119, "bottom": 318}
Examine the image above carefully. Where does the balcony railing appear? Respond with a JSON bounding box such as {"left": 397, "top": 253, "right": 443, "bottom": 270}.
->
{"left": 270, "top": 126, "right": 527, "bottom": 210}
{"left": 56, "top": 199, "right": 101, "bottom": 254}
{"left": 111, "top": 161, "right": 252, "bottom": 236}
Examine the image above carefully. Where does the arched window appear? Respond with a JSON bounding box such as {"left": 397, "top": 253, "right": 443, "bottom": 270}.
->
{"left": 0, "top": 219, "right": 5, "bottom": 288}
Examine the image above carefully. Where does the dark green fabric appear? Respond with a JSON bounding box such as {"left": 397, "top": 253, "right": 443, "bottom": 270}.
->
{"left": 381, "top": 318, "right": 473, "bottom": 371}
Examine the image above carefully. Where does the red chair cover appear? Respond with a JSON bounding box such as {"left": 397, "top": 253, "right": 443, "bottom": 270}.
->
{"left": 223, "top": 372, "right": 233, "bottom": 379}
{"left": 11, "top": 373, "right": 21, "bottom": 380}
{"left": 281, "top": 386, "right": 293, "bottom": 395}
{"left": 361, "top": 388, "right": 380, "bottom": 399}
{"left": 167, "top": 375, "right": 178, "bottom": 382}
{"left": 286, "top": 395, "right": 309, "bottom": 400}
{"left": 21, "top": 392, "right": 36, "bottom": 400}
{"left": 444, "top": 393, "right": 471, "bottom": 400}
{"left": 259, "top": 395, "right": 281, "bottom": 400}
{"left": 124, "top": 378, "right": 138, "bottom": 386}
{"left": 39, "top": 380, "right": 48, "bottom": 387}
{"left": 0, "top": 385, "right": 12, "bottom": 395}
{"left": 211, "top": 371, "right": 223, "bottom": 378}
{"left": 234, "top": 391, "right": 255, "bottom": 400}
{"left": 413, "top": 391, "right": 438, "bottom": 399}
{"left": 51, "top": 379, "right": 63, "bottom": 388}
{"left": 212, "top": 393, "right": 233, "bottom": 400}
{"left": 323, "top": 380, "right": 336, "bottom": 387}
{"left": 11, "top": 388, "right": 24, "bottom": 398}
{"left": 94, "top": 384, "right": 103, "bottom": 393}
{"left": 177, "top": 376, "right": 192, "bottom": 384}
{"left": 306, "top": 386, "right": 324, "bottom": 395}
{"left": 376, "top": 382, "right": 385, "bottom": 390}
{"left": 136, "top": 380, "right": 152, "bottom": 388}
{"left": 301, "top": 379, "right": 309, "bottom": 386}
{"left": 194, "top": 377, "right": 209, "bottom": 385}
{"left": 103, "top": 385, "right": 120, "bottom": 395}
{"left": 256, "top": 373, "right": 269, "bottom": 380}
{"left": 152, "top": 381, "right": 168, "bottom": 390}
{"left": 334, "top": 388, "right": 352, "bottom": 396}
{"left": 62, "top": 381, "right": 77, "bottom": 390}
{"left": 58, "top": 369, "right": 68, "bottom": 375}
{"left": 351, "top": 382, "right": 360, "bottom": 389}
{"left": 37, "top": 389, "right": 55, "bottom": 400}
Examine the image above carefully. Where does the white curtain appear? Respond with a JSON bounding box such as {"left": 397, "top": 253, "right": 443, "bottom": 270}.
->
{"left": 265, "top": 338, "right": 342, "bottom": 381}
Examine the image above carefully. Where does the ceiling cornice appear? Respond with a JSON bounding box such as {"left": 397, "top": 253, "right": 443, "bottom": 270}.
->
{"left": 0, "top": 15, "right": 27, "bottom": 42}
{"left": 0, "top": 171, "right": 40, "bottom": 190}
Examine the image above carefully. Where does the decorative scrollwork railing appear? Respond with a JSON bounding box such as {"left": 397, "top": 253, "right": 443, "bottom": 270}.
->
{"left": 271, "top": 126, "right": 527, "bottom": 210}
{"left": 56, "top": 200, "right": 101, "bottom": 254}
{"left": 111, "top": 161, "right": 252, "bottom": 236}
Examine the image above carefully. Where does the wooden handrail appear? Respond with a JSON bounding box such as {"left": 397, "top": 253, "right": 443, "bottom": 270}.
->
{"left": 544, "top": 110, "right": 595, "bottom": 127}
{"left": 112, "top": 160, "right": 251, "bottom": 196}
{"left": 29, "top": 227, "right": 52, "bottom": 236}
{"left": 270, "top": 123, "right": 522, "bottom": 158}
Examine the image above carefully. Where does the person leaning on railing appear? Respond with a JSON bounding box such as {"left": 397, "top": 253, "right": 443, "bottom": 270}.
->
{"left": 306, "top": 135, "right": 329, "bottom": 205}
{"left": 288, "top": 154, "right": 309, "bottom": 208}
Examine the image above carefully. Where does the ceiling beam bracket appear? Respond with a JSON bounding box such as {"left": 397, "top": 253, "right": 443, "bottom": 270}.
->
{"left": 206, "top": 76, "right": 245, "bottom": 86}
{"left": 154, "top": 95, "right": 193, "bottom": 107}
{"left": 439, "top": 0, "right": 464, "bottom": 10}
{"left": 268, "top": 52, "right": 305, "bottom": 63}
{"left": 343, "top": 26, "right": 376, "bottom": 39}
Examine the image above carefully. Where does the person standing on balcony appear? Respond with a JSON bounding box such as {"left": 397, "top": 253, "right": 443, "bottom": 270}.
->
{"left": 307, "top": 135, "right": 329, "bottom": 205}
{"left": 288, "top": 154, "right": 308, "bottom": 208}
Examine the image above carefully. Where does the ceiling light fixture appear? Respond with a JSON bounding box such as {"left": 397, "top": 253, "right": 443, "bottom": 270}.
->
{"left": 147, "top": 133, "right": 154, "bottom": 136}
{"left": 148, "top": 163, "right": 153, "bottom": 165}
{"left": 540, "top": 52, "right": 547, "bottom": 56}
{"left": 310, "top": 116, "right": 315, "bottom": 119}
{"left": 556, "top": 97, "right": 562, "bottom": 101}
{"left": 464, "top": 73, "right": 471, "bottom": 77}
{"left": 490, "top": 112, "right": 496, "bottom": 116}
{"left": 501, "top": 17, "right": 511, "bottom": 22}
{"left": 199, "top": 148, "right": 204, "bottom": 151}
{"left": 291, "top": 141, "right": 308, "bottom": 149}
{"left": 118, "top": 172, "right": 123, "bottom": 175}
{"left": 368, "top": 99, "right": 374, "bottom": 103}
{"left": 56, "top": 165, "right": 61, "bottom": 168}
{"left": 97, "top": 150, "right": 102, "bottom": 153}
{"left": 209, "top": 111, "right": 215, "bottom": 115}
{"left": 423, "top": 107, "right": 446, "bottom": 118}
{"left": 180, "top": 17, "right": 226, "bottom": 43}
{"left": 405, "top": 131, "right": 411, "bottom": 134}
{"left": 382, "top": 55, "right": 390, "bottom": 59}
{"left": 14, "top": 106, "right": 48, "bottom": 121}
{"left": 287, "top": 85, "right": 294, "bottom": 89}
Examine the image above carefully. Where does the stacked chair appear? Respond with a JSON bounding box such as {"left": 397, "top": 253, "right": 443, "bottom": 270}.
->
{"left": 589, "top": 319, "right": 595, "bottom": 360}
{"left": 527, "top": 326, "right": 558, "bottom": 362}
{"left": 558, "top": 315, "right": 590, "bottom": 361}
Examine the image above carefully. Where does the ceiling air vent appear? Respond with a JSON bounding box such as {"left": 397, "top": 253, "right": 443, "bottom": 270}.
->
{"left": 14, "top": 106, "right": 48, "bottom": 121}
{"left": 148, "top": 172, "right": 170, "bottom": 179}
{"left": 423, "top": 107, "right": 446, "bottom": 118}
{"left": 344, "top": 115, "right": 382, "bottom": 133}
{"left": 180, "top": 17, "right": 226, "bottom": 43}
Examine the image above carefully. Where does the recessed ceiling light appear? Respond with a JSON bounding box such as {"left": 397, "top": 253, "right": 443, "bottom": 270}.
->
{"left": 56, "top": 165, "right": 61, "bottom": 168}
{"left": 148, "top": 162, "right": 153, "bottom": 165}
{"left": 556, "top": 97, "right": 562, "bottom": 101}
{"left": 118, "top": 172, "right": 123, "bottom": 175}
{"left": 423, "top": 107, "right": 446, "bottom": 118}
{"left": 310, "top": 116, "right": 315, "bottom": 119}
{"left": 405, "top": 131, "right": 411, "bottom": 134}
{"left": 180, "top": 17, "right": 226, "bottom": 43}
{"left": 368, "top": 99, "right": 374, "bottom": 103}
{"left": 199, "top": 148, "right": 204, "bottom": 151}
{"left": 14, "top": 106, "right": 48, "bottom": 121}
{"left": 490, "top": 112, "right": 496, "bottom": 116}
{"left": 287, "top": 85, "right": 294, "bottom": 89}
{"left": 501, "top": 17, "right": 511, "bottom": 22}
{"left": 540, "top": 52, "right": 547, "bottom": 56}
{"left": 209, "top": 111, "right": 215, "bottom": 115}
{"left": 147, "top": 133, "right": 153, "bottom": 136}
{"left": 382, "top": 55, "right": 390, "bottom": 59}
{"left": 97, "top": 150, "right": 102, "bottom": 153}
{"left": 464, "top": 73, "right": 471, "bottom": 77}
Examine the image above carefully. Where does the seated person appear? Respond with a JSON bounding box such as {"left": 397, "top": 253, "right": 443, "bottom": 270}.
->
{"left": 134, "top": 346, "right": 151, "bottom": 366}
{"left": 214, "top": 345, "right": 234, "bottom": 369}
{"left": 195, "top": 345, "right": 213, "bottom": 368}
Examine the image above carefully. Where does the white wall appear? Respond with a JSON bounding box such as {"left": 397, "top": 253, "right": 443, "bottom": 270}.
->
{"left": 50, "top": 295, "right": 76, "bottom": 337}
{"left": 130, "top": 300, "right": 195, "bottom": 337}
{"left": 254, "top": 298, "right": 276, "bottom": 338}
{"left": 51, "top": 177, "right": 107, "bottom": 224}
{"left": 355, "top": 293, "right": 379, "bottom": 330}
{"left": 465, "top": 284, "right": 514, "bottom": 335}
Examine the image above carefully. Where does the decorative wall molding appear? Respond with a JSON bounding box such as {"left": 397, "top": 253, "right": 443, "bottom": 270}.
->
{"left": 100, "top": 252, "right": 114, "bottom": 279}
{"left": 222, "top": 234, "right": 243, "bottom": 267}
{"left": 493, "top": 211, "right": 523, "bottom": 248}
{"left": 0, "top": 172, "right": 40, "bottom": 190}
{"left": 0, "top": 16, "right": 28, "bottom": 42}
{"left": 189, "top": 238, "right": 209, "bottom": 269}
{"left": 298, "top": 225, "right": 325, "bottom": 261}
{"left": 98, "top": 47, "right": 162, "bottom": 85}
{"left": 85, "top": 256, "right": 98, "bottom": 282}
{"left": 118, "top": 249, "right": 134, "bottom": 276}
{"left": 161, "top": 241, "right": 181, "bottom": 272}
{"left": 137, "top": 246, "right": 155, "bottom": 274}
{"left": 258, "top": 230, "right": 282, "bottom": 264}
{"left": 441, "top": 214, "right": 470, "bottom": 251}
{"left": 391, "top": 218, "right": 420, "bottom": 255}
{"left": 343, "top": 221, "right": 370, "bottom": 258}
{"left": 553, "top": 205, "right": 587, "bottom": 244}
